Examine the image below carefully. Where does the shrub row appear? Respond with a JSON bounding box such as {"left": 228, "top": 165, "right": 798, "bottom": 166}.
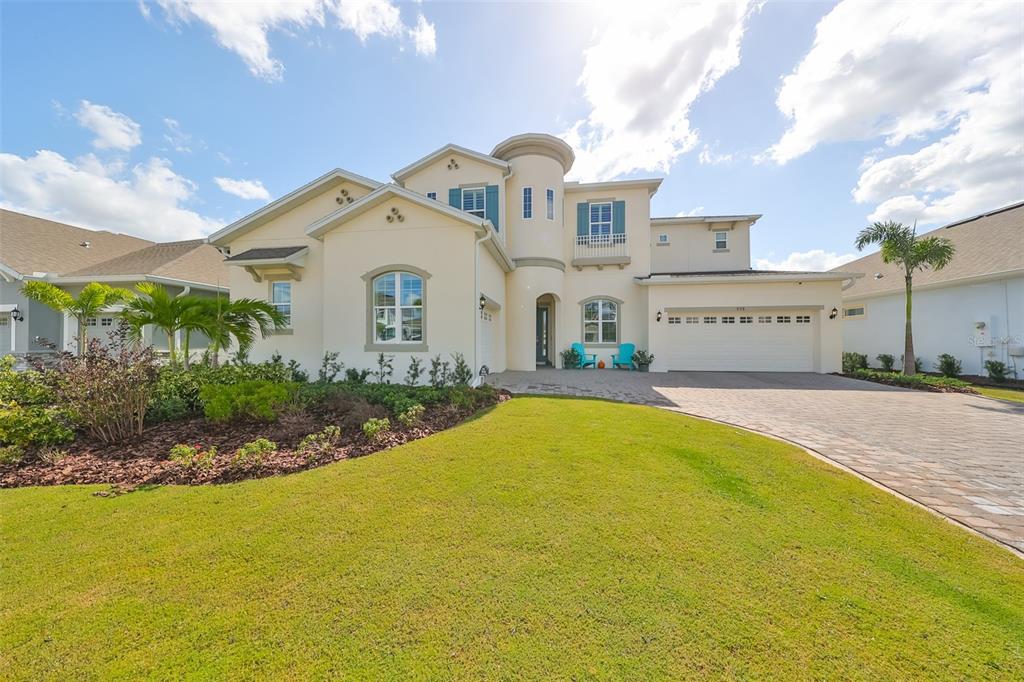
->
{"left": 849, "top": 369, "right": 974, "bottom": 393}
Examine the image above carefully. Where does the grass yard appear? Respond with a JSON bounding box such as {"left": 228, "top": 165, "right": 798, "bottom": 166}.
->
{"left": 976, "top": 386, "right": 1024, "bottom": 404}
{"left": 2, "top": 397, "right": 1022, "bottom": 679}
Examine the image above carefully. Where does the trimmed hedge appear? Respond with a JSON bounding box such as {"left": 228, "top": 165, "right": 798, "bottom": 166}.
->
{"left": 849, "top": 369, "right": 975, "bottom": 393}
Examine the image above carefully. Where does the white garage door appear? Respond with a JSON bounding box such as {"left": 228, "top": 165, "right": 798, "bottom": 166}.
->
{"left": 664, "top": 311, "right": 816, "bottom": 372}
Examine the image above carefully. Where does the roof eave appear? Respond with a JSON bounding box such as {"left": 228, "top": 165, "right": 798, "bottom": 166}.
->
{"left": 637, "top": 271, "right": 862, "bottom": 286}
{"left": 564, "top": 178, "right": 664, "bottom": 196}
{"left": 43, "top": 274, "right": 229, "bottom": 292}
{"left": 391, "top": 143, "right": 511, "bottom": 184}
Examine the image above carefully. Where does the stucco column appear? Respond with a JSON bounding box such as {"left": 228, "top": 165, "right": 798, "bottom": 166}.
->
{"left": 506, "top": 266, "right": 564, "bottom": 371}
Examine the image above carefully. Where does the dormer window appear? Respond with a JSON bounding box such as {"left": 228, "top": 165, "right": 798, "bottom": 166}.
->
{"left": 714, "top": 231, "right": 728, "bottom": 250}
{"left": 462, "top": 187, "right": 486, "bottom": 218}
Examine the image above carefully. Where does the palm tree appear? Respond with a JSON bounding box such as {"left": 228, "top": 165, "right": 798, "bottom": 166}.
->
{"left": 21, "top": 281, "right": 134, "bottom": 355}
{"left": 120, "top": 282, "right": 208, "bottom": 367}
{"left": 855, "top": 221, "right": 955, "bottom": 375}
{"left": 198, "top": 295, "right": 288, "bottom": 365}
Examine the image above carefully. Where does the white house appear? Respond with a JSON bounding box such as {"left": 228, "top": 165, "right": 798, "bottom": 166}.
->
{"left": 836, "top": 202, "right": 1024, "bottom": 377}
{"left": 209, "top": 133, "right": 857, "bottom": 378}
{"left": 0, "top": 209, "right": 229, "bottom": 358}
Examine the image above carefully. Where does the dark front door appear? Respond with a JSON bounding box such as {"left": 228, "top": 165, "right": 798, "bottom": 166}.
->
{"left": 536, "top": 306, "right": 549, "bottom": 365}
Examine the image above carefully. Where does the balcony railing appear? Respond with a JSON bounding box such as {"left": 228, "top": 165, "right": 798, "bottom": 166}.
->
{"left": 573, "top": 233, "right": 630, "bottom": 268}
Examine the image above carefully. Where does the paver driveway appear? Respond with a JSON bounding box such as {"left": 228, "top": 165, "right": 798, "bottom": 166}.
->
{"left": 489, "top": 370, "right": 1024, "bottom": 554}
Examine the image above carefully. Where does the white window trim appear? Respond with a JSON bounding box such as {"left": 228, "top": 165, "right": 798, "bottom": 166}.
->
{"left": 372, "top": 271, "right": 424, "bottom": 346}
{"left": 270, "top": 281, "right": 292, "bottom": 328}
{"left": 546, "top": 188, "right": 555, "bottom": 221}
{"left": 714, "top": 231, "right": 728, "bottom": 250}
{"left": 462, "top": 186, "right": 486, "bottom": 219}
{"left": 426, "top": 191, "right": 437, "bottom": 200}
{"left": 657, "top": 233, "right": 670, "bottom": 246}
{"left": 589, "top": 201, "right": 612, "bottom": 239}
{"left": 581, "top": 297, "right": 620, "bottom": 346}
{"left": 522, "top": 186, "right": 533, "bottom": 219}
{"left": 843, "top": 305, "right": 867, "bottom": 320}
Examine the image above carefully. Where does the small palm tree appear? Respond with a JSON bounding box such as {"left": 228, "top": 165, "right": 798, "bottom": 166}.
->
{"left": 855, "top": 221, "right": 955, "bottom": 375}
{"left": 21, "top": 281, "right": 134, "bottom": 355}
{"left": 120, "top": 282, "right": 208, "bottom": 367}
{"left": 199, "top": 296, "right": 288, "bottom": 364}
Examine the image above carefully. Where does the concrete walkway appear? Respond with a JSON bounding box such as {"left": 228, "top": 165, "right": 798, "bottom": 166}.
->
{"left": 489, "top": 369, "right": 1024, "bottom": 554}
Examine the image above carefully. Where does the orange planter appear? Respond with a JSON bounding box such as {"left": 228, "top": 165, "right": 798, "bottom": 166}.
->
{"left": 597, "top": 360, "right": 606, "bottom": 369}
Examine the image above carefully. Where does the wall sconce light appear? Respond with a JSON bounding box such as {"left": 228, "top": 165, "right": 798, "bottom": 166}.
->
{"left": 829, "top": 307, "right": 838, "bottom": 320}
{"left": 656, "top": 310, "right": 663, "bottom": 322}
{"left": 11, "top": 307, "right": 24, "bottom": 322}
{"left": 479, "top": 294, "right": 487, "bottom": 311}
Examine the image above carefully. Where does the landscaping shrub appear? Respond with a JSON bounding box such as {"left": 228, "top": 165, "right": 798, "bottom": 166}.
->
{"left": 0, "top": 444, "right": 24, "bottom": 465}
{"left": 298, "top": 426, "right": 341, "bottom": 460}
{"left": 984, "top": 360, "right": 1010, "bottom": 383}
{"left": 37, "top": 446, "right": 69, "bottom": 465}
{"left": 374, "top": 353, "right": 394, "bottom": 384}
{"left": 405, "top": 356, "right": 424, "bottom": 386}
{"left": 361, "top": 417, "right": 390, "bottom": 441}
{"left": 317, "top": 352, "right": 343, "bottom": 383}
{"left": 842, "top": 352, "right": 868, "bottom": 374}
{"left": 0, "top": 401, "right": 75, "bottom": 450}
{"left": 344, "top": 367, "right": 371, "bottom": 384}
{"left": 429, "top": 355, "right": 451, "bottom": 388}
{"left": 232, "top": 438, "right": 277, "bottom": 466}
{"left": 0, "top": 355, "right": 53, "bottom": 406}
{"left": 937, "top": 353, "right": 962, "bottom": 378}
{"left": 876, "top": 353, "right": 896, "bottom": 372}
{"left": 169, "top": 443, "right": 217, "bottom": 469}
{"left": 50, "top": 339, "right": 158, "bottom": 443}
{"left": 451, "top": 353, "right": 473, "bottom": 386}
{"left": 397, "top": 403, "right": 425, "bottom": 427}
{"left": 199, "top": 380, "right": 298, "bottom": 422}
{"left": 850, "top": 369, "right": 973, "bottom": 392}
{"left": 560, "top": 347, "right": 582, "bottom": 369}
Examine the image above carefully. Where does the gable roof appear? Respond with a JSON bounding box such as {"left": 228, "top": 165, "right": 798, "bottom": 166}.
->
{"left": 0, "top": 209, "right": 152, "bottom": 278}
{"left": 391, "top": 143, "right": 510, "bottom": 184}
{"left": 207, "top": 168, "right": 381, "bottom": 246}
{"left": 58, "top": 239, "right": 230, "bottom": 289}
{"left": 837, "top": 201, "right": 1024, "bottom": 299}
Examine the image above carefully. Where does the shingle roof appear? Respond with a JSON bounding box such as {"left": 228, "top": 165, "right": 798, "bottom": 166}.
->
{"left": 225, "top": 246, "right": 307, "bottom": 262}
{"left": 64, "top": 239, "right": 230, "bottom": 287}
{"left": 0, "top": 209, "right": 152, "bottom": 276}
{"left": 836, "top": 202, "right": 1024, "bottom": 298}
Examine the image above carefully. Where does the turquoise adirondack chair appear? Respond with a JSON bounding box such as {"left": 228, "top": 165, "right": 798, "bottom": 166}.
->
{"left": 571, "top": 342, "right": 597, "bottom": 369}
{"left": 611, "top": 343, "right": 636, "bottom": 370}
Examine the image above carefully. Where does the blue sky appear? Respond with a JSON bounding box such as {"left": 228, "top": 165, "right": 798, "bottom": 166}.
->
{"left": 2, "top": 1, "right": 1021, "bottom": 270}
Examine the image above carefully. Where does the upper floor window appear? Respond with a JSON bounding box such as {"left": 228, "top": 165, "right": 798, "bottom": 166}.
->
{"left": 658, "top": 233, "right": 670, "bottom": 245}
{"left": 462, "top": 187, "right": 485, "bottom": 218}
{"left": 589, "top": 202, "right": 612, "bottom": 239}
{"left": 271, "top": 281, "right": 292, "bottom": 326}
{"left": 546, "top": 189, "right": 555, "bottom": 220}
{"left": 714, "top": 231, "right": 728, "bottom": 250}
{"left": 583, "top": 299, "right": 617, "bottom": 344}
{"left": 426, "top": 191, "right": 437, "bottom": 200}
{"left": 522, "top": 187, "right": 533, "bottom": 219}
{"left": 372, "top": 272, "right": 423, "bottom": 344}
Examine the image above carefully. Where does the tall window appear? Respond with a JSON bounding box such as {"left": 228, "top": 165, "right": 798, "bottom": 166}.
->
{"left": 462, "top": 187, "right": 485, "bottom": 218}
{"left": 583, "top": 299, "right": 617, "bottom": 344}
{"left": 271, "top": 281, "right": 291, "bottom": 326}
{"left": 522, "top": 187, "right": 533, "bottom": 219}
{"left": 715, "top": 231, "right": 728, "bottom": 249}
{"left": 546, "top": 188, "right": 555, "bottom": 220}
{"left": 373, "top": 272, "right": 423, "bottom": 343}
{"left": 589, "top": 202, "right": 612, "bottom": 240}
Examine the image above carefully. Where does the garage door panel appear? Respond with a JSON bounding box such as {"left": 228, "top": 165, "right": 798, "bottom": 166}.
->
{"left": 664, "top": 311, "right": 815, "bottom": 372}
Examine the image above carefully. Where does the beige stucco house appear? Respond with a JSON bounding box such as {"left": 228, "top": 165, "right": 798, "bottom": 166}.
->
{"left": 209, "top": 134, "right": 858, "bottom": 378}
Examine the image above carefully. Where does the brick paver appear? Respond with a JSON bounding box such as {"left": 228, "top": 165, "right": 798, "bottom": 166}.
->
{"left": 489, "top": 370, "right": 1024, "bottom": 554}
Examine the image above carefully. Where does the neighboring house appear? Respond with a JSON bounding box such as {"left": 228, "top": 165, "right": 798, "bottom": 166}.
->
{"left": 835, "top": 202, "right": 1024, "bottom": 377}
{"left": 0, "top": 209, "right": 229, "bottom": 356}
{"left": 209, "top": 133, "right": 858, "bottom": 377}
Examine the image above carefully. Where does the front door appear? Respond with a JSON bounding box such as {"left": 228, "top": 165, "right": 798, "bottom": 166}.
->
{"left": 535, "top": 306, "right": 549, "bottom": 365}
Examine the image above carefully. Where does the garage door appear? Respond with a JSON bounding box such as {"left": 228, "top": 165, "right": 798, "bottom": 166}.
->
{"left": 663, "top": 311, "right": 816, "bottom": 372}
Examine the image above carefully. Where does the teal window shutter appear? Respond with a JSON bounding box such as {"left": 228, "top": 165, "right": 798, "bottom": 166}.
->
{"left": 485, "top": 185, "right": 499, "bottom": 230}
{"left": 612, "top": 200, "right": 626, "bottom": 234}
{"left": 576, "top": 202, "right": 589, "bottom": 237}
{"left": 448, "top": 188, "right": 462, "bottom": 209}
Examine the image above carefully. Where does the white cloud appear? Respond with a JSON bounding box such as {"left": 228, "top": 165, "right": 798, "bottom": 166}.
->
{"left": 766, "top": 1, "right": 1023, "bottom": 225}
{"left": 0, "top": 150, "right": 221, "bottom": 241}
{"left": 675, "top": 206, "right": 705, "bottom": 217}
{"left": 214, "top": 176, "right": 271, "bottom": 201}
{"left": 149, "top": 0, "right": 436, "bottom": 81}
{"left": 562, "top": 1, "right": 755, "bottom": 181}
{"left": 698, "top": 144, "right": 733, "bottom": 165}
{"left": 74, "top": 101, "right": 142, "bottom": 151}
{"left": 162, "top": 117, "right": 199, "bottom": 154}
{"left": 755, "top": 250, "right": 858, "bottom": 272}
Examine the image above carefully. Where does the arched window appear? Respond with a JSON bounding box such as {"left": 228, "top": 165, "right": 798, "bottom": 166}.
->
{"left": 372, "top": 271, "right": 423, "bottom": 343}
{"left": 583, "top": 298, "right": 617, "bottom": 344}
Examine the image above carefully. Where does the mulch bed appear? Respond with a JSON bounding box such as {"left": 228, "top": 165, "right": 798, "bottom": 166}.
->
{"left": 1, "top": 392, "right": 510, "bottom": 490}
{"left": 840, "top": 372, "right": 977, "bottom": 394}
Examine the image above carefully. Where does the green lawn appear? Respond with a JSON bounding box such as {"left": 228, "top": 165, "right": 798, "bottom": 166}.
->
{"left": 2, "top": 398, "right": 1022, "bottom": 679}
{"left": 977, "top": 386, "right": 1024, "bottom": 404}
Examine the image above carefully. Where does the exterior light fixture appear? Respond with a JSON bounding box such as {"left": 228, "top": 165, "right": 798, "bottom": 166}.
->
{"left": 829, "top": 307, "right": 838, "bottom": 320}
{"left": 11, "top": 307, "right": 24, "bottom": 322}
{"left": 656, "top": 310, "right": 663, "bottom": 322}
{"left": 479, "top": 294, "right": 486, "bottom": 311}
